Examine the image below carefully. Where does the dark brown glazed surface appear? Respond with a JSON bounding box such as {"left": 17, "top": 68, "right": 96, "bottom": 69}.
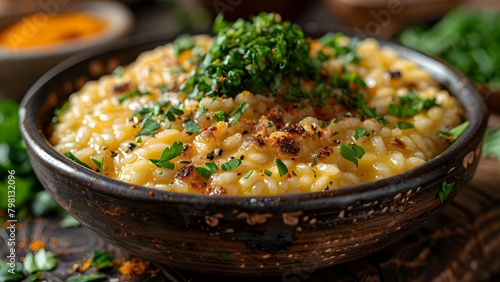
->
{"left": 19, "top": 32, "right": 488, "bottom": 275}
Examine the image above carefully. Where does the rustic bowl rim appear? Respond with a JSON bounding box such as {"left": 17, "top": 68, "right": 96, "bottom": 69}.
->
{"left": 19, "top": 29, "right": 489, "bottom": 209}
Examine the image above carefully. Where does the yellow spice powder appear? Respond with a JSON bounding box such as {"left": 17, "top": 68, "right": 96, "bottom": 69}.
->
{"left": 0, "top": 13, "right": 106, "bottom": 49}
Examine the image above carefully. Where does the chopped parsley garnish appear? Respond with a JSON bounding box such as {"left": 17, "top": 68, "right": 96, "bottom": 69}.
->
{"left": 275, "top": 158, "right": 288, "bottom": 177}
{"left": 112, "top": 66, "right": 125, "bottom": 77}
{"left": 357, "top": 94, "right": 389, "bottom": 124}
{"left": 354, "top": 128, "right": 369, "bottom": 140}
{"left": 242, "top": 170, "right": 253, "bottom": 179}
{"left": 64, "top": 152, "right": 90, "bottom": 169}
{"left": 52, "top": 101, "right": 70, "bottom": 124}
{"left": 396, "top": 122, "right": 414, "bottom": 130}
{"left": 194, "top": 167, "right": 213, "bottom": 180}
{"left": 117, "top": 88, "right": 151, "bottom": 103}
{"left": 267, "top": 122, "right": 274, "bottom": 128}
{"left": 153, "top": 103, "right": 162, "bottom": 116}
{"left": 184, "top": 120, "right": 202, "bottom": 133}
{"left": 205, "top": 162, "right": 219, "bottom": 172}
{"left": 165, "top": 103, "right": 184, "bottom": 122}
{"left": 438, "top": 181, "right": 455, "bottom": 203}
{"left": 340, "top": 143, "right": 365, "bottom": 168}
{"left": 438, "top": 121, "right": 470, "bottom": 143}
{"left": 149, "top": 142, "right": 183, "bottom": 169}
{"left": 91, "top": 157, "right": 104, "bottom": 172}
{"left": 195, "top": 105, "right": 206, "bottom": 119}
{"left": 173, "top": 34, "right": 194, "bottom": 56}
{"left": 137, "top": 116, "right": 160, "bottom": 136}
{"left": 319, "top": 32, "right": 360, "bottom": 64}
{"left": 388, "top": 90, "right": 437, "bottom": 118}
{"left": 194, "top": 162, "right": 218, "bottom": 179}
{"left": 213, "top": 110, "right": 228, "bottom": 122}
{"left": 179, "top": 13, "right": 326, "bottom": 99}
{"left": 228, "top": 101, "right": 249, "bottom": 124}
{"left": 158, "top": 85, "right": 169, "bottom": 93}
{"left": 263, "top": 170, "right": 272, "bottom": 176}
{"left": 221, "top": 158, "right": 242, "bottom": 171}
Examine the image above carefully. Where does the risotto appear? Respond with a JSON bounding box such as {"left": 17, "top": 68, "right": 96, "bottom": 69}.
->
{"left": 49, "top": 14, "right": 463, "bottom": 196}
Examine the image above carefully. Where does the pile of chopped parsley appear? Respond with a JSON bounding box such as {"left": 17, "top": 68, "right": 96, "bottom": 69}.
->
{"left": 179, "top": 12, "right": 362, "bottom": 104}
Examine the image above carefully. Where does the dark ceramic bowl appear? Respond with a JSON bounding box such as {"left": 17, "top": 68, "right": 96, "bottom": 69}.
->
{"left": 19, "top": 31, "right": 488, "bottom": 276}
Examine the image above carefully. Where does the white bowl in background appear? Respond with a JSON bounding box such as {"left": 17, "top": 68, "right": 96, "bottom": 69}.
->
{"left": 0, "top": 0, "right": 134, "bottom": 101}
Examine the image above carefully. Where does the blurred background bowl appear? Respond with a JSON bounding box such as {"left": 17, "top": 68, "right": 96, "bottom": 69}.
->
{"left": 200, "top": 0, "right": 311, "bottom": 21}
{"left": 322, "top": 0, "right": 462, "bottom": 38}
{"left": 0, "top": 0, "right": 133, "bottom": 102}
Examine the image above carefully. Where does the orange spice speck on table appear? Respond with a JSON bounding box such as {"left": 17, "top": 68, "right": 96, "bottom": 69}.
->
{"left": 28, "top": 239, "right": 46, "bottom": 251}
{"left": 0, "top": 13, "right": 106, "bottom": 50}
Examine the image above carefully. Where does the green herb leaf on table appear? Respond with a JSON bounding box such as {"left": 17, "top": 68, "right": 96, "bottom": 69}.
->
{"left": 34, "top": 249, "right": 58, "bottom": 271}
{"left": 67, "top": 274, "right": 108, "bottom": 282}
{"left": 24, "top": 249, "right": 58, "bottom": 274}
{"left": 59, "top": 213, "right": 81, "bottom": 228}
{"left": 482, "top": 127, "right": 500, "bottom": 160}
{"left": 28, "top": 273, "right": 41, "bottom": 282}
{"left": 31, "top": 191, "right": 59, "bottom": 216}
{"left": 438, "top": 121, "right": 470, "bottom": 143}
{"left": 0, "top": 260, "right": 25, "bottom": 281}
{"left": 22, "top": 253, "right": 39, "bottom": 274}
{"left": 340, "top": 143, "right": 365, "bottom": 168}
{"left": 90, "top": 251, "right": 115, "bottom": 269}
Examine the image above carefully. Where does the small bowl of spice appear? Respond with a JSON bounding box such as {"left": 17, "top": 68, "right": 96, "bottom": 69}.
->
{"left": 0, "top": 0, "right": 133, "bottom": 101}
